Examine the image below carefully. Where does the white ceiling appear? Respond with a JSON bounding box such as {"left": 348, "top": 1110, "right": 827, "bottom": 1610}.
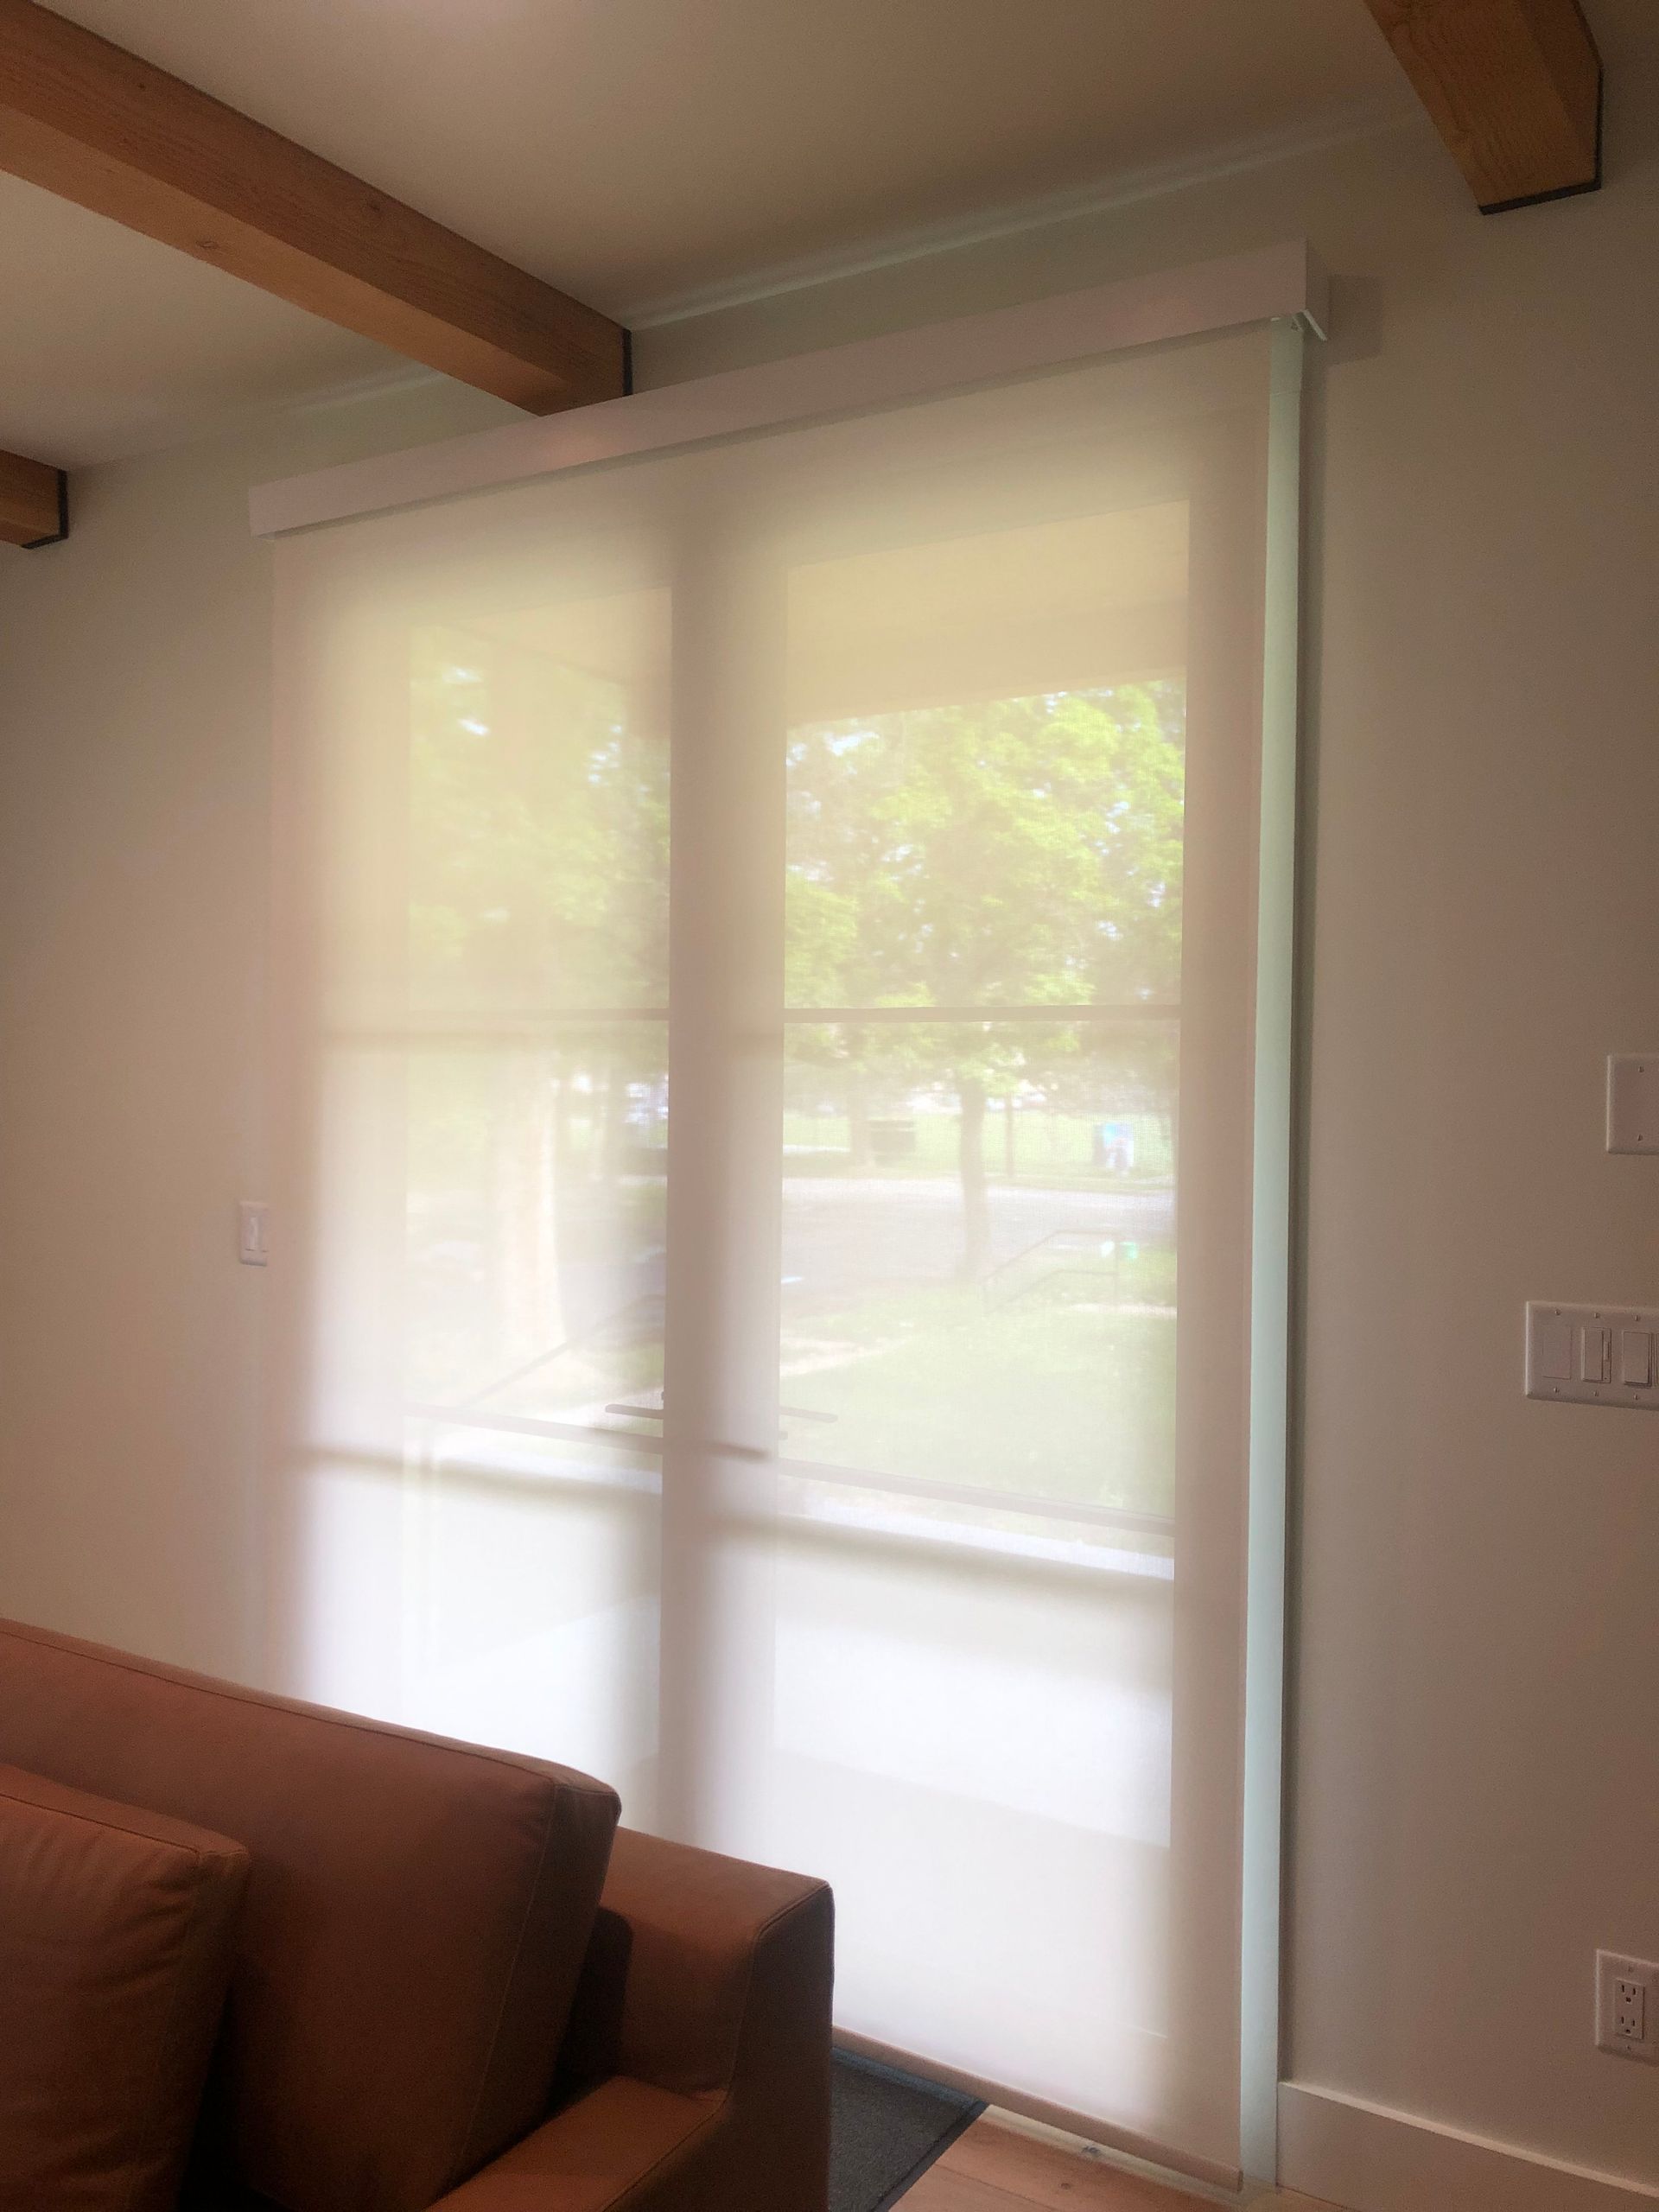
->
{"left": 3, "top": 0, "right": 1417, "bottom": 467}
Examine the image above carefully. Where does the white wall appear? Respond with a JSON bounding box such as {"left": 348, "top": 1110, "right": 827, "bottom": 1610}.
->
{"left": 0, "top": 378, "right": 516, "bottom": 1678}
{"left": 2, "top": 5, "right": 1657, "bottom": 2195}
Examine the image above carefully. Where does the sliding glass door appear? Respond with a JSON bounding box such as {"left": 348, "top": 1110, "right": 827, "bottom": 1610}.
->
{"left": 269, "top": 323, "right": 1287, "bottom": 2179}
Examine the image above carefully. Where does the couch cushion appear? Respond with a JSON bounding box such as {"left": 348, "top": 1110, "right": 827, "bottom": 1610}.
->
{"left": 0, "top": 1618, "right": 620, "bottom": 2212}
{"left": 0, "top": 1763, "right": 250, "bottom": 2212}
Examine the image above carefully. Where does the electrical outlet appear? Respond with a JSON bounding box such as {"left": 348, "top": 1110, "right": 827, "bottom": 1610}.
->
{"left": 1597, "top": 1951, "right": 1659, "bottom": 2063}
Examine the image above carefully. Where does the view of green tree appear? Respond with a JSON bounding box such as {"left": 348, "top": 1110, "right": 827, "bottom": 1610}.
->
{"left": 785, "top": 682, "right": 1184, "bottom": 1274}
{"left": 401, "top": 639, "right": 1184, "bottom": 1521}
{"left": 404, "top": 632, "right": 670, "bottom": 1395}
{"left": 409, "top": 627, "right": 668, "bottom": 1013}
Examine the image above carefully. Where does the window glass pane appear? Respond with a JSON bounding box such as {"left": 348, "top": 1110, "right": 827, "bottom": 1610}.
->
{"left": 785, "top": 509, "right": 1187, "bottom": 1015}
{"left": 405, "top": 1030, "right": 666, "bottom": 1418}
{"left": 409, "top": 599, "right": 669, "bottom": 1016}
{"left": 763, "top": 1522, "right": 1173, "bottom": 2122}
{"left": 779, "top": 1020, "right": 1177, "bottom": 1550}
{"left": 762, "top": 492, "right": 1197, "bottom": 2132}
{"left": 400, "top": 1424, "right": 663, "bottom": 1824}
{"left": 782, "top": 510, "right": 1188, "bottom": 1549}
{"left": 402, "top": 602, "right": 669, "bottom": 1419}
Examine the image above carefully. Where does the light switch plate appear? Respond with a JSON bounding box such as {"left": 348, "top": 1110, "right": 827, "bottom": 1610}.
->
{"left": 1607, "top": 1056, "right": 1659, "bottom": 1153}
{"left": 1526, "top": 1302, "right": 1659, "bottom": 1410}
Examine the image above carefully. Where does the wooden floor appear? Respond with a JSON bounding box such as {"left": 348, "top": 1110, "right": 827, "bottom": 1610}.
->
{"left": 899, "top": 2116, "right": 1335, "bottom": 2211}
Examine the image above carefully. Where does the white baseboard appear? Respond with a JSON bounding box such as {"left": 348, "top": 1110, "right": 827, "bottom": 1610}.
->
{"left": 1278, "top": 2081, "right": 1659, "bottom": 2211}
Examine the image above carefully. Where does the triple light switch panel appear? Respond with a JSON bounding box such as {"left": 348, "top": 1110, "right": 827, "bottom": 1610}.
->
{"left": 1526, "top": 1303, "right": 1659, "bottom": 1412}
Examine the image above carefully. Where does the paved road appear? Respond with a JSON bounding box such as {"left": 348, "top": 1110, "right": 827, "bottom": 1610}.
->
{"left": 781, "top": 1176, "right": 1173, "bottom": 1300}
{"left": 424, "top": 1175, "right": 1175, "bottom": 1356}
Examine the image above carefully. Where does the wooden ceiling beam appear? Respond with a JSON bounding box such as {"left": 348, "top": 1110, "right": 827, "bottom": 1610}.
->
{"left": 0, "top": 0, "right": 627, "bottom": 413}
{"left": 1360, "top": 0, "right": 1602, "bottom": 212}
{"left": 0, "top": 447, "right": 67, "bottom": 547}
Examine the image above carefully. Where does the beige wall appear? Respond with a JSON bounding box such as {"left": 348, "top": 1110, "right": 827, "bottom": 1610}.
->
{"left": 3, "top": 4, "right": 1657, "bottom": 2191}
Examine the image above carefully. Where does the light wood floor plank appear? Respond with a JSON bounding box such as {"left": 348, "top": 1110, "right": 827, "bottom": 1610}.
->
{"left": 901, "top": 2167, "right": 1023, "bottom": 2211}
{"left": 933, "top": 2119, "right": 1205, "bottom": 2207}
{"left": 902, "top": 2118, "right": 1342, "bottom": 2212}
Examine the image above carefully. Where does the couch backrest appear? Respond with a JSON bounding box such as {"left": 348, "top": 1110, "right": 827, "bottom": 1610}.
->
{"left": 0, "top": 1618, "right": 620, "bottom": 2212}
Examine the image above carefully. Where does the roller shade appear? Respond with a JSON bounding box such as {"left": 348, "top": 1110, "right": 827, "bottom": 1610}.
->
{"left": 266, "top": 306, "right": 1304, "bottom": 2184}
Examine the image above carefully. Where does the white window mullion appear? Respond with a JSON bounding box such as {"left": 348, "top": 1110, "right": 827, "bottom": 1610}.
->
{"left": 659, "top": 514, "right": 788, "bottom": 1849}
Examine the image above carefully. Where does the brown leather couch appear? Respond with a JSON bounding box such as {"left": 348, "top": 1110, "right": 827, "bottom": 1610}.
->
{"left": 0, "top": 1617, "right": 833, "bottom": 2212}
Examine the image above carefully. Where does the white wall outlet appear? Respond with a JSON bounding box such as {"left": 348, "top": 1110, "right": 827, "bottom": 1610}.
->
{"left": 237, "top": 1200, "right": 270, "bottom": 1267}
{"left": 1607, "top": 1055, "right": 1659, "bottom": 1154}
{"left": 1526, "top": 1303, "right": 1659, "bottom": 1409}
{"left": 1597, "top": 1951, "right": 1659, "bottom": 2063}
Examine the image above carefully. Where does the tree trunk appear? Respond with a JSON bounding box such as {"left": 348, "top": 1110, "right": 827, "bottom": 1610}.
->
{"left": 604, "top": 1052, "right": 632, "bottom": 1180}
{"left": 846, "top": 1038, "right": 873, "bottom": 1168}
{"left": 957, "top": 1074, "right": 991, "bottom": 1281}
{"left": 494, "top": 1047, "right": 563, "bottom": 1364}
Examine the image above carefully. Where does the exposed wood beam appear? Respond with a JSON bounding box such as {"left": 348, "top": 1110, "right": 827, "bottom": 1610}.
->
{"left": 1361, "top": 0, "right": 1602, "bottom": 212}
{"left": 0, "top": 447, "right": 67, "bottom": 547}
{"left": 0, "top": 0, "right": 627, "bottom": 412}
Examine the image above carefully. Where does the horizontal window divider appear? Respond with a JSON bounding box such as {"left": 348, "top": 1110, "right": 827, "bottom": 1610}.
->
{"left": 755, "top": 1446, "right": 1173, "bottom": 1539}
{"left": 785, "top": 1002, "right": 1179, "bottom": 1024}
{"left": 404, "top": 1402, "right": 1171, "bottom": 1541}
{"left": 327, "top": 1001, "right": 1179, "bottom": 1044}
{"left": 336, "top": 1002, "right": 1176, "bottom": 1030}
{"left": 406, "top": 1403, "right": 667, "bottom": 1456}
{"left": 750, "top": 1499, "right": 1174, "bottom": 1585}
{"left": 602, "top": 1398, "right": 836, "bottom": 1425}
{"left": 327, "top": 1007, "right": 670, "bottom": 1040}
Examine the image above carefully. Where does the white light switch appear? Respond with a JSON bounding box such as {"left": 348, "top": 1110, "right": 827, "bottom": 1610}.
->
{"left": 1528, "top": 1303, "right": 1659, "bottom": 1411}
{"left": 1535, "top": 1318, "right": 1573, "bottom": 1382}
{"left": 238, "top": 1200, "right": 270, "bottom": 1267}
{"left": 1620, "top": 1330, "right": 1655, "bottom": 1389}
{"left": 1607, "top": 1056, "right": 1659, "bottom": 1154}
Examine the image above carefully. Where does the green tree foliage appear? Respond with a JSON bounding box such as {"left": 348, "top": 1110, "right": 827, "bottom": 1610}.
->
{"left": 785, "top": 683, "right": 1185, "bottom": 1275}
{"left": 786, "top": 683, "right": 1184, "bottom": 1011}
{"left": 407, "top": 636, "right": 1183, "bottom": 1294}
{"left": 404, "top": 632, "right": 671, "bottom": 1383}
{"left": 408, "top": 628, "right": 668, "bottom": 1014}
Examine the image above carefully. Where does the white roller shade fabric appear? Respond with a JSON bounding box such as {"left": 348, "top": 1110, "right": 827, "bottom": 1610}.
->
{"left": 268, "top": 320, "right": 1293, "bottom": 2179}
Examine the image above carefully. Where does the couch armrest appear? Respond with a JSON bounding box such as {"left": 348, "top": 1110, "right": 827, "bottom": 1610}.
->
{"left": 435, "top": 1830, "right": 834, "bottom": 2212}
{"left": 599, "top": 1827, "right": 832, "bottom": 2097}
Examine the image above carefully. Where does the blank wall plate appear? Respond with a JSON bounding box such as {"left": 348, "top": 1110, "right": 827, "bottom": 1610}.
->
{"left": 1607, "top": 1055, "right": 1659, "bottom": 1153}
{"left": 1526, "top": 1302, "right": 1659, "bottom": 1410}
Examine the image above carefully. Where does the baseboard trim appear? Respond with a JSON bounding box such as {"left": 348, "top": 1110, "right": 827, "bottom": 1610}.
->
{"left": 1279, "top": 2081, "right": 1659, "bottom": 2210}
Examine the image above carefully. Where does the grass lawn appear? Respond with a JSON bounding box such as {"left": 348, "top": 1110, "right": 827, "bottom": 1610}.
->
{"left": 780, "top": 1282, "right": 1174, "bottom": 1526}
